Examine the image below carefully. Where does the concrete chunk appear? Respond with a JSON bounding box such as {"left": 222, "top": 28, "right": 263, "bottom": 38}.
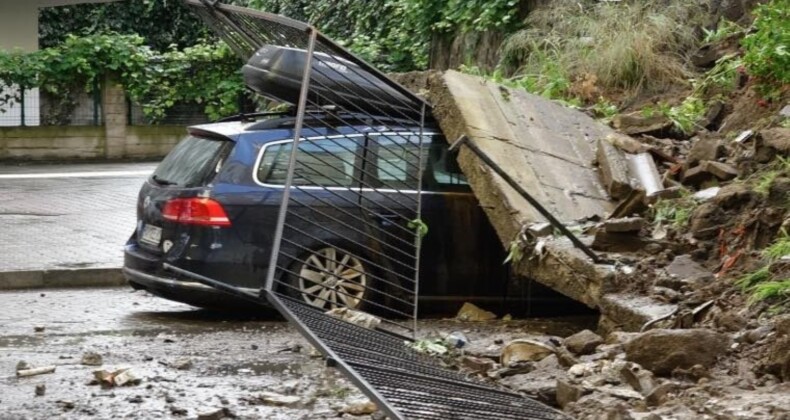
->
{"left": 597, "top": 138, "right": 634, "bottom": 199}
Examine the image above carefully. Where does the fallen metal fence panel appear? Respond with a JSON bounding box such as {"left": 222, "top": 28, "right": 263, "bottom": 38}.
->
{"left": 181, "top": 1, "right": 570, "bottom": 419}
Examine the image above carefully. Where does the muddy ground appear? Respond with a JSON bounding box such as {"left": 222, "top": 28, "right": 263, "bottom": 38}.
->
{"left": 0, "top": 288, "right": 594, "bottom": 419}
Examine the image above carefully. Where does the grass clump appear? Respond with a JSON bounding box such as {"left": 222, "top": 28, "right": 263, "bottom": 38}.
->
{"left": 499, "top": 0, "right": 705, "bottom": 97}
{"left": 651, "top": 195, "right": 697, "bottom": 228}
{"left": 738, "top": 229, "right": 790, "bottom": 310}
{"left": 754, "top": 155, "right": 789, "bottom": 195}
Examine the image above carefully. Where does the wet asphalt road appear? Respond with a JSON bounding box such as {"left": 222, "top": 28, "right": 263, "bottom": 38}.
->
{"left": 0, "top": 287, "right": 362, "bottom": 419}
{"left": 0, "top": 287, "right": 594, "bottom": 419}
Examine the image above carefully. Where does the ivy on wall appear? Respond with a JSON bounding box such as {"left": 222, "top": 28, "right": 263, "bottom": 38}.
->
{"left": 0, "top": 34, "right": 244, "bottom": 122}
{"left": 9, "top": 0, "right": 525, "bottom": 123}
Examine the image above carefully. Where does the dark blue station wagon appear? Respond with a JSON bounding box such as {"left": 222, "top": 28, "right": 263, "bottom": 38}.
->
{"left": 123, "top": 112, "right": 514, "bottom": 312}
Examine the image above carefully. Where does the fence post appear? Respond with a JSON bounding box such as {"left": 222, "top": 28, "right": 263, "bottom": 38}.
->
{"left": 101, "top": 73, "right": 128, "bottom": 159}
{"left": 19, "top": 86, "right": 25, "bottom": 127}
{"left": 93, "top": 79, "right": 100, "bottom": 126}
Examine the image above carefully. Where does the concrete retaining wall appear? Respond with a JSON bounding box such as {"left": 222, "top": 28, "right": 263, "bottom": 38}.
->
{"left": 0, "top": 125, "right": 185, "bottom": 161}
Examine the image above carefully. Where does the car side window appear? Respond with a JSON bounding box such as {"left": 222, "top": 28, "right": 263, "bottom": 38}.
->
{"left": 256, "top": 137, "right": 359, "bottom": 187}
{"left": 425, "top": 136, "right": 469, "bottom": 192}
{"left": 370, "top": 133, "right": 424, "bottom": 190}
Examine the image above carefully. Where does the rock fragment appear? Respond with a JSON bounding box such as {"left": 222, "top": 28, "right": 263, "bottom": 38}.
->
{"left": 326, "top": 307, "right": 382, "bottom": 329}
{"left": 81, "top": 352, "right": 103, "bottom": 366}
{"left": 17, "top": 366, "right": 56, "bottom": 378}
{"left": 624, "top": 329, "right": 729, "bottom": 376}
{"left": 564, "top": 330, "right": 604, "bottom": 355}
{"left": 35, "top": 384, "right": 46, "bottom": 396}
{"left": 456, "top": 302, "right": 497, "bottom": 321}
{"left": 556, "top": 379, "right": 584, "bottom": 408}
{"left": 501, "top": 339, "right": 555, "bottom": 365}
{"left": 603, "top": 217, "right": 645, "bottom": 233}
{"left": 340, "top": 399, "right": 377, "bottom": 415}
{"left": 258, "top": 391, "right": 301, "bottom": 407}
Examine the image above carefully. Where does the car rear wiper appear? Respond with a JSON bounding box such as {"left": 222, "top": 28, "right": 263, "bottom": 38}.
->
{"left": 152, "top": 175, "right": 178, "bottom": 186}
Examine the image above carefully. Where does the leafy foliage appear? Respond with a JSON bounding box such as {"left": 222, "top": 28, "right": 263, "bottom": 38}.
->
{"left": 39, "top": 0, "right": 212, "bottom": 50}
{"left": 0, "top": 34, "right": 244, "bottom": 122}
{"left": 742, "top": 0, "right": 790, "bottom": 86}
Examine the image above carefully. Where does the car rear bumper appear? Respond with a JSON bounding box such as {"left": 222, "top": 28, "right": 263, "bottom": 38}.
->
{"left": 123, "top": 265, "right": 267, "bottom": 310}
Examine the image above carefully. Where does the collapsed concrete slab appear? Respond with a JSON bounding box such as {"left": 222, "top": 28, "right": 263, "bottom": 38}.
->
{"left": 423, "top": 71, "right": 677, "bottom": 330}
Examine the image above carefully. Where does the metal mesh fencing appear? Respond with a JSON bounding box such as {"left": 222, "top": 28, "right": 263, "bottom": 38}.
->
{"left": 181, "top": 1, "right": 569, "bottom": 419}
{"left": 0, "top": 85, "right": 102, "bottom": 127}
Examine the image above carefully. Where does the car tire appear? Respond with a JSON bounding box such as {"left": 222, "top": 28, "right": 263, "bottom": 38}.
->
{"left": 285, "top": 245, "right": 372, "bottom": 311}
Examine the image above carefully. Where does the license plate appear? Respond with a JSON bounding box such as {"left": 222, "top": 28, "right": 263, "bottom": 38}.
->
{"left": 140, "top": 224, "right": 162, "bottom": 246}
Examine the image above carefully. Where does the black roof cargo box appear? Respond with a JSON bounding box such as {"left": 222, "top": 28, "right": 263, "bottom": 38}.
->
{"left": 242, "top": 45, "right": 422, "bottom": 119}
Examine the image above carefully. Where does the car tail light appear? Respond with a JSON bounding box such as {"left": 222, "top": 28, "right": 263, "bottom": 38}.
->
{"left": 162, "top": 198, "right": 231, "bottom": 227}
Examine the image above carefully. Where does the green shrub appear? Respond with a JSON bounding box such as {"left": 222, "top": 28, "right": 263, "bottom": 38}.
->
{"left": 742, "top": 0, "right": 790, "bottom": 86}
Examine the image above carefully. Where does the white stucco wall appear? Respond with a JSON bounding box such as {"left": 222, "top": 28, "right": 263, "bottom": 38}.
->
{"left": 0, "top": 2, "right": 39, "bottom": 52}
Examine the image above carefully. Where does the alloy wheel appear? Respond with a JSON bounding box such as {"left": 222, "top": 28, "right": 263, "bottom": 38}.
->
{"left": 297, "top": 247, "right": 367, "bottom": 309}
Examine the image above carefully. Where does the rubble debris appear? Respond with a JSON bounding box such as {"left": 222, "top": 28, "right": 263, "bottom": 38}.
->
{"left": 169, "top": 405, "right": 188, "bottom": 416}
{"left": 527, "top": 222, "right": 553, "bottom": 238}
{"left": 501, "top": 339, "right": 555, "bottom": 365}
{"left": 556, "top": 379, "right": 585, "bottom": 408}
{"left": 612, "top": 112, "right": 673, "bottom": 136}
{"left": 692, "top": 186, "right": 721, "bottom": 202}
{"left": 258, "top": 391, "right": 301, "bottom": 407}
{"left": 340, "top": 399, "right": 377, "bottom": 415}
{"left": 56, "top": 400, "right": 75, "bottom": 410}
{"left": 663, "top": 255, "right": 714, "bottom": 289}
{"left": 644, "top": 382, "right": 679, "bottom": 407}
{"left": 619, "top": 362, "right": 656, "bottom": 395}
{"left": 489, "top": 360, "right": 535, "bottom": 378}
{"left": 563, "top": 330, "right": 604, "bottom": 355}
{"left": 16, "top": 361, "right": 31, "bottom": 372}
{"left": 460, "top": 355, "right": 496, "bottom": 374}
{"left": 444, "top": 331, "right": 469, "bottom": 348}
{"left": 603, "top": 217, "right": 645, "bottom": 233}
{"left": 624, "top": 329, "right": 729, "bottom": 376}
{"left": 34, "top": 326, "right": 45, "bottom": 333}
{"left": 604, "top": 132, "right": 650, "bottom": 154}
{"left": 455, "top": 302, "right": 497, "bottom": 322}
{"left": 172, "top": 358, "right": 193, "bottom": 371}
{"left": 326, "top": 307, "right": 382, "bottom": 329}
{"left": 686, "top": 135, "right": 726, "bottom": 168}
{"left": 597, "top": 139, "right": 634, "bottom": 199}
{"left": 409, "top": 339, "right": 449, "bottom": 355}
{"left": 626, "top": 153, "right": 666, "bottom": 198}
{"left": 81, "top": 352, "right": 103, "bottom": 366}
{"left": 592, "top": 231, "right": 649, "bottom": 252}
{"left": 35, "top": 384, "right": 46, "bottom": 396}
{"left": 734, "top": 129, "right": 754, "bottom": 144}
{"left": 91, "top": 368, "right": 141, "bottom": 387}
{"left": 197, "top": 407, "right": 234, "bottom": 420}
{"left": 16, "top": 366, "right": 56, "bottom": 378}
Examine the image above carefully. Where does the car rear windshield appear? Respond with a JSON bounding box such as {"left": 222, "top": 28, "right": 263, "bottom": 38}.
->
{"left": 152, "top": 135, "right": 232, "bottom": 188}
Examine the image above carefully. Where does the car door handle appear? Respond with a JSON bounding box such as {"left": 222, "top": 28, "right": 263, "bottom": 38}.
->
{"left": 369, "top": 213, "right": 399, "bottom": 226}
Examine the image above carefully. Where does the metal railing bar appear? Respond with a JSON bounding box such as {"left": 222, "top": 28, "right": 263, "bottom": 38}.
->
{"left": 277, "top": 247, "right": 417, "bottom": 297}
{"left": 294, "top": 113, "right": 424, "bottom": 179}
{"left": 272, "top": 264, "right": 415, "bottom": 312}
{"left": 279, "top": 228, "right": 417, "bottom": 285}
{"left": 289, "top": 194, "right": 416, "bottom": 251}
{"left": 272, "top": 276, "right": 415, "bottom": 323}
{"left": 302, "top": 74, "right": 426, "bottom": 163}
{"left": 292, "top": 185, "right": 416, "bottom": 237}
{"left": 283, "top": 213, "right": 416, "bottom": 265}
{"left": 286, "top": 136, "right": 420, "bottom": 205}
{"left": 280, "top": 236, "right": 417, "bottom": 286}
{"left": 307, "top": 53, "right": 424, "bottom": 125}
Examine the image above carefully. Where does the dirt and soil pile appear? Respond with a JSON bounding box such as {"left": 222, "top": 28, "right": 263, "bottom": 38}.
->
{"left": 394, "top": 0, "right": 788, "bottom": 417}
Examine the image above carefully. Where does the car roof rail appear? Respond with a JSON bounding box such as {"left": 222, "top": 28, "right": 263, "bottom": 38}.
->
{"left": 244, "top": 110, "right": 434, "bottom": 132}
{"left": 215, "top": 109, "right": 297, "bottom": 123}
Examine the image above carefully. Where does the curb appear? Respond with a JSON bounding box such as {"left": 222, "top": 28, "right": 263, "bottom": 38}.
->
{"left": 0, "top": 268, "right": 127, "bottom": 290}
